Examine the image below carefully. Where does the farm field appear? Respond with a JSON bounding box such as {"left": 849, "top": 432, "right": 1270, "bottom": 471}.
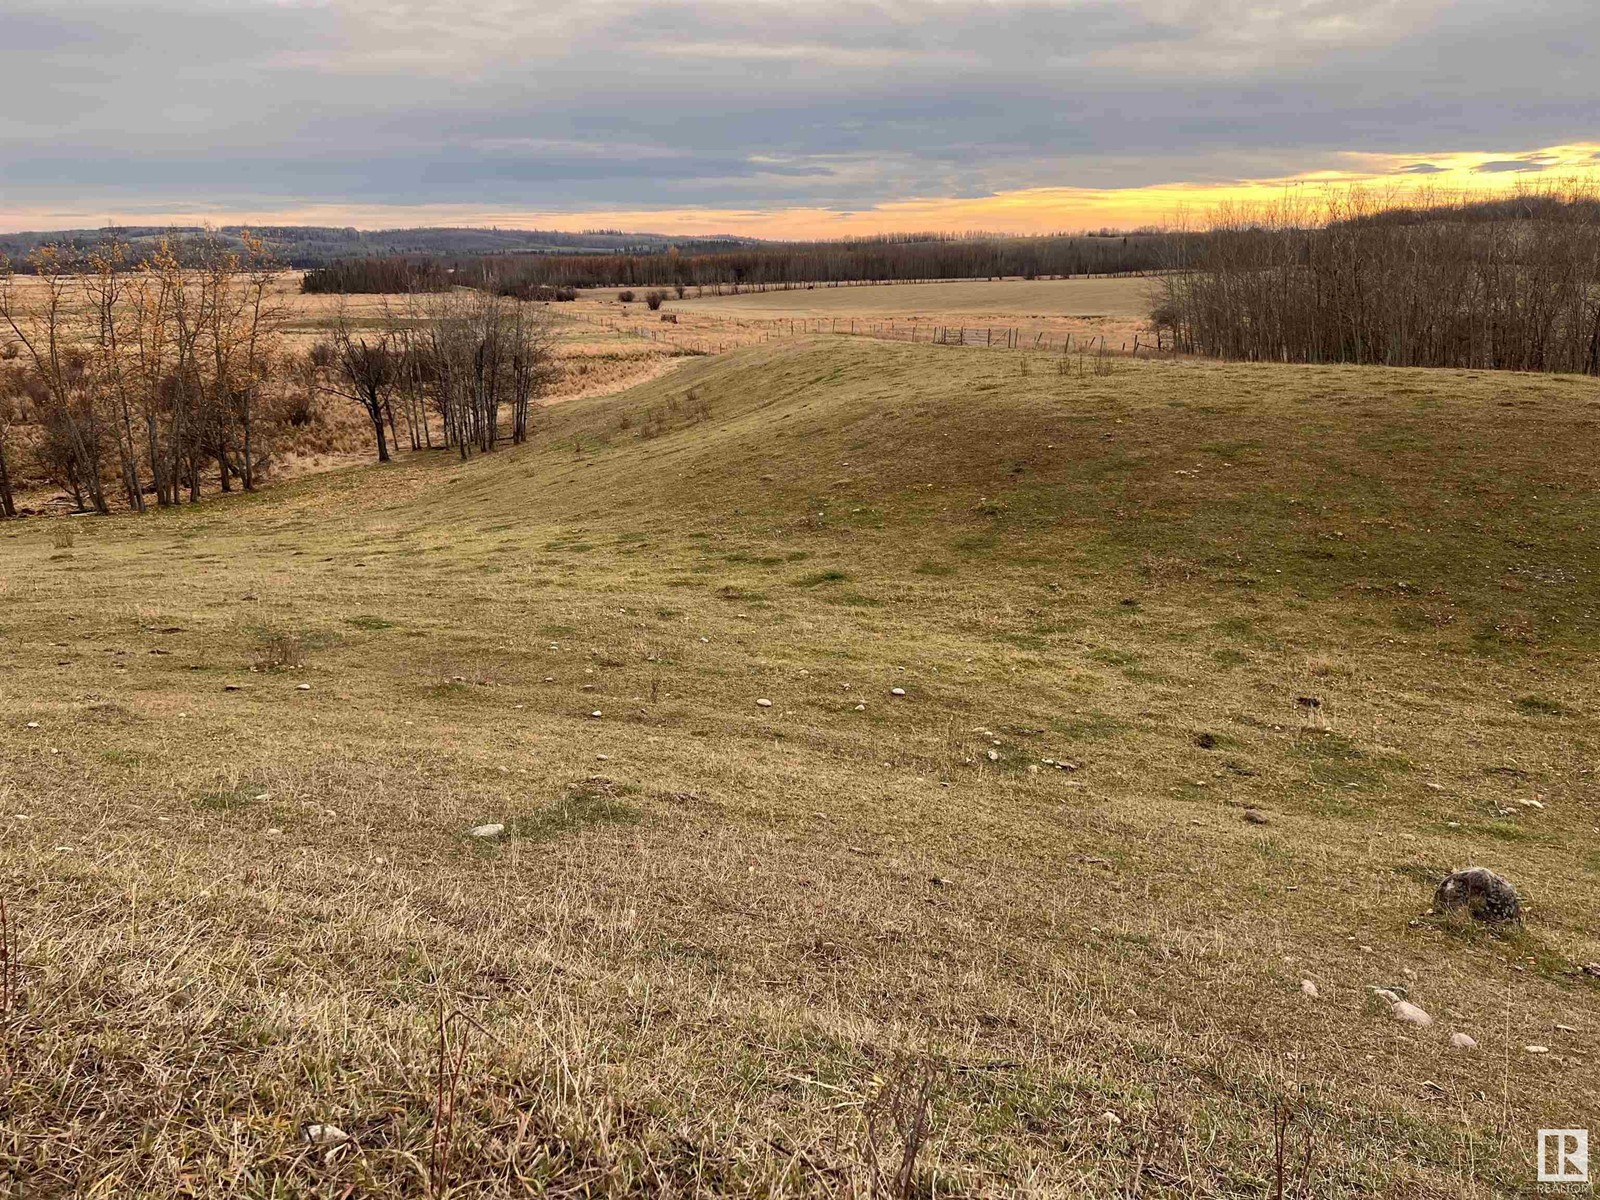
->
{"left": 661, "top": 275, "right": 1156, "bottom": 352}
{"left": 2, "top": 337, "right": 1598, "bottom": 1195}
{"left": 666, "top": 276, "right": 1154, "bottom": 319}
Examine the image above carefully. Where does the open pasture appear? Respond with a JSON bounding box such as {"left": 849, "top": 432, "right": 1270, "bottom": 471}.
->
{"left": 661, "top": 276, "right": 1156, "bottom": 350}
{"left": 1, "top": 337, "right": 1597, "bottom": 1195}
{"left": 665, "top": 276, "right": 1154, "bottom": 319}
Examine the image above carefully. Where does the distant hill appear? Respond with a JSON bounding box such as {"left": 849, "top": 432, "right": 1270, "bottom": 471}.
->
{"left": 0, "top": 225, "right": 759, "bottom": 269}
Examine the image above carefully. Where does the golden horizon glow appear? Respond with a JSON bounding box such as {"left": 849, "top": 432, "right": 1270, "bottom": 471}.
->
{"left": 4, "top": 144, "right": 1597, "bottom": 240}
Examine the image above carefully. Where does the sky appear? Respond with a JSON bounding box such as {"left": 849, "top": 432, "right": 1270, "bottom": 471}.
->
{"left": 1, "top": 0, "right": 1597, "bottom": 236}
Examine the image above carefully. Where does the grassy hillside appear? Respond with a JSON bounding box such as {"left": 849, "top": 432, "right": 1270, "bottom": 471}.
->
{"left": 2, "top": 339, "right": 1597, "bottom": 1196}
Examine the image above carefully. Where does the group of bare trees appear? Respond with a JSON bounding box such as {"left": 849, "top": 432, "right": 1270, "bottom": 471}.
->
{"left": 1155, "top": 184, "right": 1600, "bottom": 374}
{"left": 327, "top": 292, "right": 557, "bottom": 464}
{"left": 0, "top": 235, "right": 283, "bottom": 515}
{"left": 0, "top": 239, "right": 558, "bottom": 517}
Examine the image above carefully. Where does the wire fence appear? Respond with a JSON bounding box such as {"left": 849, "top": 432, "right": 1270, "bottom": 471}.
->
{"left": 552, "top": 309, "right": 1172, "bottom": 359}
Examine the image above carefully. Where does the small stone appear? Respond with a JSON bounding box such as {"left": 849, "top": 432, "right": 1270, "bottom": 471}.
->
{"left": 1449, "top": 1032, "right": 1477, "bottom": 1050}
{"left": 304, "top": 1123, "right": 349, "bottom": 1147}
{"left": 986, "top": 749, "right": 1000, "bottom": 762}
{"left": 855, "top": 704, "right": 866, "bottom": 711}
{"left": 25, "top": 722, "right": 39, "bottom": 729}
{"left": 589, "top": 711, "right": 602, "bottom": 719}
{"left": 1391, "top": 1001, "right": 1433, "bottom": 1028}
{"left": 1244, "top": 809, "right": 1269, "bottom": 825}
{"left": 890, "top": 687, "right": 907, "bottom": 697}
{"left": 266, "top": 827, "right": 283, "bottom": 837}
{"left": 1099, "top": 1111, "right": 1122, "bottom": 1127}
{"left": 1525, "top": 1044, "right": 1550, "bottom": 1054}
{"left": 469, "top": 823, "right": 505, "bottom": 839}
{"left": 296, "top": 683, "right": 312, "bottom": 691}
{"left": 1300, "top": 979, "right": 1320, "bottom": 999}
{"left": 1433, "top": 867, "right": 1522, "bottom": 925}
{"left": 756, "top": 698, "right": 773, "bottom": 708}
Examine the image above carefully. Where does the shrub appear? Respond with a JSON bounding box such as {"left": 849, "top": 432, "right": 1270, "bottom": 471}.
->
{"left": 645, "top": 291, "right": 666, "bottom": 311}
{"left": 618, "top": 290, "right": 635, "bottom": 303}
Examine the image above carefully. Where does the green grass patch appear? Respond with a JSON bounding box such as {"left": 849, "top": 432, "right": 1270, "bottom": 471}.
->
{"left": 1514, "top": 695, "right": 1570, "bottom": 717}
{"left": 509, "top": 780, "right": 642, "bottom": 842}
{"left": 952, "top": 531, "right": 999, "bottom": 553}
{"left": 194, "top": 787, "right": 262, "bottom": 812}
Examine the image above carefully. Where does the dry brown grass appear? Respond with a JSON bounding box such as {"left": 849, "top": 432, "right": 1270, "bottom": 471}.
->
{"left": 666, "top": 276, "right": 1156, "bottom": 350}
{"left": 1, "top": 338, "right": 1597, "bottom": 1195}
{"left": 666, "top": 276, "right": 1153, "bottom": 318}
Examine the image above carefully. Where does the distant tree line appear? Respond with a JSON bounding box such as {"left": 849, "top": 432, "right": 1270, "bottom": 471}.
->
{"left": 461, "top": 232, "right": 1172, "bottom": 292}
{"left": 295, "top": 232, "right": 1172, "bottom": 295}
{"left": 1155, "top": 185, "right": 1600, "bottom": 375}
{"left": 299, "top": 258, "right": 584, "bottom": 302}
{"left": 300, "top": 258, "right": 454, "bottom": 294}
{"left": 0, "top": 225, "right": 734, "bottom": 271}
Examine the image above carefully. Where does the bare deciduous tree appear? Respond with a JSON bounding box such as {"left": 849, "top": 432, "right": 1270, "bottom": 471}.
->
{"left": 324, "top": 309, "right": 398, "bottom": 463}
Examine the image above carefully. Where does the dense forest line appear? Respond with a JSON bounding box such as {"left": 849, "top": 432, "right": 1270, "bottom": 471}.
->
{"left": 467, "top": 232, "right": 1171, "bottom": 290}
{"left": 1156, "top": 187, "right": 1600, "bottom": 374}
{"left": 300, "top": 232, "right": 1172, "bottom": 294}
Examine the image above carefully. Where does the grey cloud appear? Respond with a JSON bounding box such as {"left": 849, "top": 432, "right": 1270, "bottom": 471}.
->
{"left": 0, "top": 0, "right": 1596, "bottom": 221}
